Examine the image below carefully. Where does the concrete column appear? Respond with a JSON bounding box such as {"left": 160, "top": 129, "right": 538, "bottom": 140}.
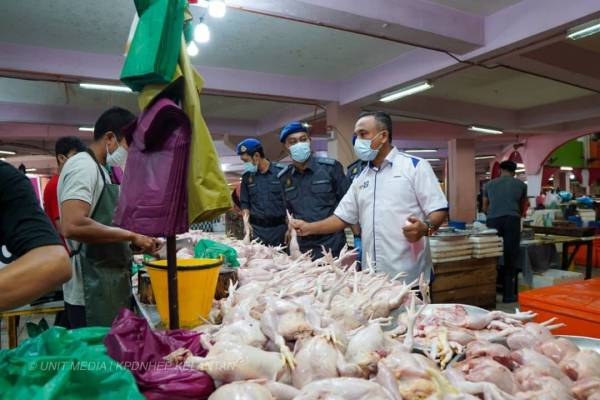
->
{"left": 448, "top": 138, "right": 476, "bottom": 223}
{"left": 582, "top": 169, "right": 590, "bottom": 195}
{"left": 526, "top": 173, "right": 542, "bottom": 208}
{"left": 326, "top": 103, "right": 361, "bottom": 168}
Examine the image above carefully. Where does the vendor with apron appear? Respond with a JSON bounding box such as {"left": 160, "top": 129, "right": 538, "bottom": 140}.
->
{"left": 58, "top": 107, "right": 162, "bottom": 328}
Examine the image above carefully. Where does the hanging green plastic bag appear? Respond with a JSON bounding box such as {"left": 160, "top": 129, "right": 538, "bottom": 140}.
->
{"left": 194, "top": 239, "right": 239, "bottom": 267}
{"left": 0, "top": 327, "right": 143, "bottom": 400}
{"left": 120, "top": 0, "right": 187, "bottom": 92}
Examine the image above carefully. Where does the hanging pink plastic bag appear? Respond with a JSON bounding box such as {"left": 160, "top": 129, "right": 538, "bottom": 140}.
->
{"left": 104, "top": 309, "right": 215, "bottom": 400}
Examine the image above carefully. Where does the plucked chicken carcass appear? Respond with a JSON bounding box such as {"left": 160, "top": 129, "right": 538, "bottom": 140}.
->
{"left": 560, "top": 350, "right": 600, "bottom": 381}
{"left": 293, "top": 377, "right": 397, "bottom": 400}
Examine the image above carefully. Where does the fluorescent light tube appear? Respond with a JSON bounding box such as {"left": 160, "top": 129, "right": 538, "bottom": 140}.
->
{"left": 380, "top": 81, "right": 433, "bottom": 103}
{"left": 468, "top": 125, "right": 503, "bottom": 135}
{"left": 560, "top": 166, "right": 573, "bottom": 171}
{"left": 79, "top": 83, "right": 132, "bottom": 93}
{"left": 475, "top": 155, "right": 495, "bottom": 160}
{"left": 517, "top": 163, "right": 525, "bottom": 168}
{"left": 515, "top": 168, "right": 526, "bottom": 173}
{"left": 26, "top": 168, "right": 37, "bottom": 172}
{"left": 0, "top": 150, "right": 16, "bottom": 155}
{"left": 425, "top": 158, "right": 441, "bottom": 162}
{"left": 405, "top": 149, "right": 437, "bottom": 153}
{"left": 79, "top": 127, "right": 94, "bottom": 132}
{"left": 567, "top": 20, "right": 600, "bottom": 40}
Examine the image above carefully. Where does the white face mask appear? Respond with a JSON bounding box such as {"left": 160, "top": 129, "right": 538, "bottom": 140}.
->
{"left": 107, "top": 145, "right": 128, "bottom": 169}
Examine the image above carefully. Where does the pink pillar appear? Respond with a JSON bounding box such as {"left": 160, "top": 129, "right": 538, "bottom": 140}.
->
{"left": 448, "top": 138, "right": 476, "bottom": 223}
{"left": 326, "top": 103, "right": 361, "bottom": 168}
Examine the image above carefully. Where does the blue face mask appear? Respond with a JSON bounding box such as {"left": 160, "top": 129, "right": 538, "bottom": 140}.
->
{"left": 289, "top": 142, "right": 311, "bottom": 163}
{"left": 354, "top": 132, "right": 383, "bottom": 161}
{"left": 243, "top": 161, "right": 257, "bottom": 173}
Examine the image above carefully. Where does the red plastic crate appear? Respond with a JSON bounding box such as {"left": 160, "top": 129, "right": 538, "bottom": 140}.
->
{"left": 519, "top": 278, "right": 600, "bottom": 338}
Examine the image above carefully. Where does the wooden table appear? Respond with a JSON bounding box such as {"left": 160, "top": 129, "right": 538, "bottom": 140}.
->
{"left": 0, "top": 301, "right": 64, "bottom": 349}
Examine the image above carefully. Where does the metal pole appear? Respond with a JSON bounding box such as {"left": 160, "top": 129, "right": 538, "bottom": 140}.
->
{"left": 166, "top": 235, "right": 179, "bottom": 329}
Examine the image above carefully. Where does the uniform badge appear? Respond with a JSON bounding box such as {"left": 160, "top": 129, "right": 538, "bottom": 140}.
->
{"left": 359, "top": 180, "right": 369, "bottom": 190}
{"left": 286, "top": 177, "right": 292, "bottom": 187}
{"left": 240, "top": 145, "right": 247, "bottom": 152}
{"left": 248, "top": 175, "right": 254, "bottom": 184}
{"left": 352, "top": 168, "right": 358, "bottom": 174}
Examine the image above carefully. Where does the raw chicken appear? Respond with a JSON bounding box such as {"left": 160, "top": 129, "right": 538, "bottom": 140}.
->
{"left": 287, "top": 211, "right": 302, "bottom": 260}
{"left": 511, "top": 348, "right": 570, "bottom": 383}
{"left": 572, "top": 377, "right": 600, "bottom": 400}
{"left": 184, "top": 341, "right": 288, "bottom": 383}
{"left": 293, "top": 377, "right": 396, "bottom": 400}
{"left": 211, "top": 318, "right": 268, "bottom": 348}
{"left": 560, "top": 350, "right": 600, "bottom": 381}
{"left": 457, "top": 357, "right": 517, "bottom": 394}
{"left": 465, "top": 340, "right": 512, "bottom": 368}
{"left": 513, "top": 376, "right": 573, "bottom": 400}
{"left": 535, "top": 338, "right": 579, "bottom": 364}
{"left": 444, "top": 368, "right": 514, "bottom": 400}
{"left": 208, "top": 382, "right": 272, "bottom": 400}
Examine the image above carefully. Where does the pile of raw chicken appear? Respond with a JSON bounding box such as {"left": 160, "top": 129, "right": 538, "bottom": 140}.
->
{"left": 170, "top": 232, "right": 600, "bottom": 400}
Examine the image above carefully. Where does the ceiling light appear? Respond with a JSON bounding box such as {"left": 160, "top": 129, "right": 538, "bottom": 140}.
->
{"left": 570, "top": 173, "right": 576, "bottom": 180}
{"left": 79, "top": 83, "right": 132, "bottom": 93}
{"left": 517, "top": 163, "right": 525, "bottom": 168}
{"left": 468, "top": 125, "right": 503, "bottom": 135}
{"left": 515, "top": 168, "right": 526, "bottom": 173}
{"left": 208, "top": 0, "right": 226, "bottom": 18}
{"left": 187, "top": 41, "right": 199, "bottom": 56}
{"left": 26, "top": 168, "right": 37, "bottom": 172}
{"left": 380, "top": 81, "right": 433, "bottom": 103}
{"left": 194, "top": 22, "right": 210, "bottom": 43}
{"left": 0, "top": 150, "right": 16, "bottom": 155}
{"left": 549, "top": 176, "right": 554, "bottom": 181}
{"left": 560, "top": 166, "right": 573, "bottom": 171}
{"left": 475, "top": 155, "right": 495, "bottom": 160}
{"left": 425, "top": 158, "right": 441, "bottom": 162}
{"left": 567, "top": 19, "right": 600, "bottom": 40}
{"left": 79, "top": 126, "right": 94, "bottom": 132}
{"left": 405, "top": 149, "right": 437, "bottom": 153}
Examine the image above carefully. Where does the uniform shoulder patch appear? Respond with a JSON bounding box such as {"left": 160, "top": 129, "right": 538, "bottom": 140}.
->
{"left": 316, "top": 157, "right": 335, "bottom": 166}
{"left": 277, "top": 165, "right": 290, "bottom": 179}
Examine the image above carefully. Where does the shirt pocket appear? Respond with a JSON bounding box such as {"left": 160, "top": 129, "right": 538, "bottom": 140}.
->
{"left": 248, "top": 183, "right": 260, "bottom": 201}
{"left": 269, "top": 181, "right": 284, "bottom": 201}
{"left": 311, "top": 179, "right": 332, "bottom": 194}
{"left": 284, "top": 185, "right": 299, "bottom": 201}
{"left": 311, "top": 179, "right": 335, "bottom": 206}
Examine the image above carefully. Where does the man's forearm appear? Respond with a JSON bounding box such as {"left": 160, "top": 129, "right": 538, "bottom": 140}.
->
{"left": 63, "top": 216, "right": 135, "bottom": 244}
{"left": 428, "top": 210, "right": 448, "bottom": 229}
{"left": 0, "top": 246, "right": 71, "bottom": 311}
{"left": 309, "top": 215, "right": 348, "bottom": 235}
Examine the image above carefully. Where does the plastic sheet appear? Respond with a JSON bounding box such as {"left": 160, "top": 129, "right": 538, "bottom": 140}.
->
{"left": 195, "top": 239, "right": 239, "bottom": 267}
{"left": 104, "top": 309, "right": 215, "bottom": 400}
{"left": 0, "top": 327, "right": 143, "bottom": 399}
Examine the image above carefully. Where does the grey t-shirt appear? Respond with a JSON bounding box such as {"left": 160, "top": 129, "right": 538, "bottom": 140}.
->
{"left": 58, "top": 152, "right": 110, "bottom": 306}
{"left": 484, "top": 176, "right": 527, "bottom": 219}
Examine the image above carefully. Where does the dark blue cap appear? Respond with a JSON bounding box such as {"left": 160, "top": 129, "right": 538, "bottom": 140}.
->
{"left": 280, "top": 121, "right": 308, "bottom": 143}
{"left": 236, "top": 138, "right": 262, "bottom": 155}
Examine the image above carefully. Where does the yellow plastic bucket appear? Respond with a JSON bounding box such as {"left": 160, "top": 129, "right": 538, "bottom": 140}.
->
{"left": 144, "top": 258, "right": 222, "bottom": 328}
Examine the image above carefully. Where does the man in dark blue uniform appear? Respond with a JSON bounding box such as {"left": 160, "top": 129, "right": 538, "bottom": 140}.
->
{"left": 277, "top": 122, "right": 350, "bottom": 259}
{"left": 238, "top": 138, "right": 288, "bottom": 247}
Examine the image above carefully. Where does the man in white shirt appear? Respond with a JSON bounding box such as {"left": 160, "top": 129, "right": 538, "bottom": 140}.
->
{"left": 291, "top": 111, "right": 448, "bottom": 284}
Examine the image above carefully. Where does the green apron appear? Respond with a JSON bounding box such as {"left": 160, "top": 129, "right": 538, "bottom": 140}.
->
{"left": 80, "top": 152, "right": 133, "bottom": 327}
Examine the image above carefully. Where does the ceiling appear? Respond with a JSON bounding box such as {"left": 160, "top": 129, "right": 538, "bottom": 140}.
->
{"left": 427, "top": 0, "right": 523, "bottom": 16}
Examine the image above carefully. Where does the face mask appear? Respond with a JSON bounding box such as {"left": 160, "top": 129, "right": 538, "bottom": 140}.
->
{"left": 107, "top": 145, "right": 128, "bottom": 169}
{"left": 243, "top": 161, "right": 257, "bottom": 173}
{"left": 289, "top": 142, "right": 311, "bottom": 163}
{"left": 354, "top": 132, "right": 383, "bottom": 161}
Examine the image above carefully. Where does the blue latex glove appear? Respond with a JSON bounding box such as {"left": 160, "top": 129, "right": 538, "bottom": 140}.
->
{"left": 353, "top": 236, "right": 362, "bottom": 268}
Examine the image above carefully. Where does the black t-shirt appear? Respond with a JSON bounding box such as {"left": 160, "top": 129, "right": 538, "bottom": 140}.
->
{"left": 0, "top": 161, "right": 62, "bottom": 268}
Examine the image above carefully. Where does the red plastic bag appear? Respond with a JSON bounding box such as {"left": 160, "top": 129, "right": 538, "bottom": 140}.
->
{"left": 104, "top": 309, "right": 215, "bottom": 399}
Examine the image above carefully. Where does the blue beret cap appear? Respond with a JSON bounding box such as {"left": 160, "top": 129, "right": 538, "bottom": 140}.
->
{"left": 280, "top": 121, "right": 308, "bottom": 143}
{"left": 236, "top": 138, "right": 262, "bottom": 155}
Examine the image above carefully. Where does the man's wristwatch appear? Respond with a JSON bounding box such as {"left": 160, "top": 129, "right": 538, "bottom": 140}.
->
{"left": 424, "top": 221, "right": 436, "bottom": 237}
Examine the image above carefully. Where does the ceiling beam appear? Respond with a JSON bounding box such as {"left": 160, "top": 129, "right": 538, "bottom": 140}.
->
{"left": 0, "top": 42, "right": 339, "bottom": 103}
{"left": 227, "top": 0, "right": 484, "bottom": 53}
{"left": 517, "top": 94, "right": 600, "bottom": 129}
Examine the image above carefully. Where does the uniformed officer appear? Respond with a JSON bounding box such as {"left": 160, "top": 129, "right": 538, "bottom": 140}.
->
{"left": 237, "top": 138, "right": 288, "bottom": 247}
{"left": 346, "top": 135, "right": 368, "bottom": 182}
{"left": 277, "top": 122, "right": 350, "bottom": 259}
{"left": 291, "top": 111, "right": 449, "bottom": 285}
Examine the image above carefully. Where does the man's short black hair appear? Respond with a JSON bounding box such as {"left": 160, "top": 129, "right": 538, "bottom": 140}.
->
{"left": 55, "top": 136, "right": 87, "bottom": 157}
{"left": 500, "top": 160, "right": 517, "bottom": 173}
{"left": 93, "top": 107, "right": 136, "bottom": 141}
{"left": 358, "top": 111, "right": 393, "bottom": 143}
